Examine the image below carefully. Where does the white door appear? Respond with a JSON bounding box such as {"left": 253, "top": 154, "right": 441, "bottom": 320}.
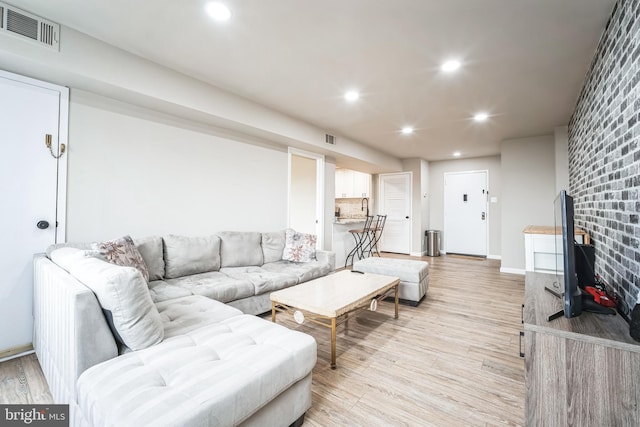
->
{"left": 378, "top": 173, "right": 411, "bottom": 254}
{"left": 444, "top": 171, "right": 488, "bottom": 256}
{"left": 0, "top": 71, "right": 68, "bottom": 355}
{"left": 288, "top": 149, "right": 324, "bottom": 248}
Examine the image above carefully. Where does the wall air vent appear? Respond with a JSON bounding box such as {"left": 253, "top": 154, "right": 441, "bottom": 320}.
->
{"left": 325, "top": 134, "right": 336, "bottom": 145}
{"left": 0, "top": 2, "right": 59, "bottom": 50}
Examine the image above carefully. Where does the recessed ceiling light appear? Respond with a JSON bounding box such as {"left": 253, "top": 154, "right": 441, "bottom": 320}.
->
{"left": 205, "top": 2, "right": 231, "bottom": 21}
{"left": 344, "top": 90, "right": 359, "bottom": 102}
{"left": 401, "top": 126, "right": 414, "bottom": 135}
{"left": 473, "top": 112, "right": 489, "bottom": 122}
{"left": 453, "top": 151, "right": 461, "bottom": 157}
{"left": 441, "top": 60, "right": 461, "bottom": 72}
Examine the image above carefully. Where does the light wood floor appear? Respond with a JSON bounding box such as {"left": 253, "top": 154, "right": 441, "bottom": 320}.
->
{"left": 0, "top": 254, "right": 525, "bottom": 426}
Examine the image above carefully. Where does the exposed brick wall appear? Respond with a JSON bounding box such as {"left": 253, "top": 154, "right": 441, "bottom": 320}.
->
{"left": 569, "top": 0, "right": 640, "bottom": 317}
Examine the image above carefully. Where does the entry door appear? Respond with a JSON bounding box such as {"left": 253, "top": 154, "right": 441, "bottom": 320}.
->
{"left": 378, "top": 173, "right": 411, "bottom": 254}
{"left": 0, "top": 71, "right": 68, "bottom": 354}
{"left": 444, "top": 171, "right": 488, "bottom": 256}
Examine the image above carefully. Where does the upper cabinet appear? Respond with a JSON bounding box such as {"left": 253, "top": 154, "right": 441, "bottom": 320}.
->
{"left": 335, "top": 169, "right": 371, "bottom": 198}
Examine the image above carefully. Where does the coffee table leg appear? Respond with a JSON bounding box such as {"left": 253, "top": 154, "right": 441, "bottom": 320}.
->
{"left": 271, "top": 302, "right": 277, "bottom": 323}
{"left": 394, "top": 284, "right": 399, "bottom": 319}
{"left": 331, "top": 317, "right": 337, "bottom": 369}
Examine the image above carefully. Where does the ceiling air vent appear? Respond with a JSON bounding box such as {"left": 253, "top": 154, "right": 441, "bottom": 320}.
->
{"left": 0, "top": 2, "right": 60, "bottom": 50}
{"left": 325, "top": 134, "right": 336, "bottom": 145}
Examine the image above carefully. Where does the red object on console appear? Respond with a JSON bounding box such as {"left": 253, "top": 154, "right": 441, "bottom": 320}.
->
{"left": 584, "top": 286, "right": 617, "bottom": 308}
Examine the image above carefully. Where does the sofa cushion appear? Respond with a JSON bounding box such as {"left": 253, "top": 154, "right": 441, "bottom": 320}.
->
{"left": 220, "top": 266, "right": 298, "bottom": 295}
{"left": 52, "top": 248, "right": 164, "bottom": 351}
{"left": 90, "top": 235, "right": 150, "bottom": 282}
{"left": 262, "top": 230, "right": 286, "bottom": 263}
{"left": 163, "top": 235, "right": 221, "bottom": 279}
{"left": 218, "top": 231, "right": 263, "bottom": 267}
{"left": 148, "top": 280, "right": 192, "bottom": 303}
{"left": 165, "top": 271, "right": 254, "bottom": 303}
{"left": 155, "top": 295, "right": 243, "bottom": 338}
{"left": 282, "top": 229, "right": 316, "bottom": 263}
{"left": 133, "top": 236, "right": 165, "bottom": 281}
{"left": 262, "top": 260, "right": 332, "bottom": 283}
{"left": 76, "top": 314, "right": 316, "bottom": 427}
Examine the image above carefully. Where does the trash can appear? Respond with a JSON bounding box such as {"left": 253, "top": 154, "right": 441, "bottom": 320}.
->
{"left": 425, "top": 230, "right": 441, "bottom": 257}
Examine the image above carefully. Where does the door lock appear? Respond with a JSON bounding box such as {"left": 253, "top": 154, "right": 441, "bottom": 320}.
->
{"left": 481, "top": 212, "right": 486, "bottom": 220}
{"left": 37, "top": 220, "right": 50, "bottom": 229}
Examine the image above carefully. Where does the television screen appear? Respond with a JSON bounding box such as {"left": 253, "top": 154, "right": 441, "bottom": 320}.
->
{"left": 555, "top": 191, "right": 582, "bottom": 318}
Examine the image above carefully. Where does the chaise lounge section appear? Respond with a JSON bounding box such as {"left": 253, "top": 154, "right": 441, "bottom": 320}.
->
{"left": 34, "top": 230, "right": 335, "bottom": 426}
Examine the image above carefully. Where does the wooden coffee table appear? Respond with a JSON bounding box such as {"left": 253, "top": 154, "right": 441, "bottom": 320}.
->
{"left": 270, "top": 270, "right": 400, "bottom": 369}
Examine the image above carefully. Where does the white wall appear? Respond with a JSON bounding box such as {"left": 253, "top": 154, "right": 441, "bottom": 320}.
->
{"left": 554, "top": 125, "right": 569, "bottom": 194}
{"left": 66, "top": 91, "right": 288, "bottom": 241}
{"left": 500, "top": 135, "right": 556, "bottom": 273}
{"left": 429, "top": 156, "right": 502, "bottom": 257}
{"left": 324, "top": 159, "right": 336, "bottom": 250}
{"left": 0, "top": 25, "right": 402, "bottom": 173}
{"left": 401, "top": 158, "right": 430, "bottom": 255}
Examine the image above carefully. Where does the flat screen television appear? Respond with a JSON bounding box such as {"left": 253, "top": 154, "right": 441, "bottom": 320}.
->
{"left": 554, "top": 190, "right": 582, "bottom": 318}
{"left": 548, "top": 190, "right": 615, "bottom": 321}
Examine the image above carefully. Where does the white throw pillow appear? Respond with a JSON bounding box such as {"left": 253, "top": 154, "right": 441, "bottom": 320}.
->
{"left": 53, "top": 249, "right": 164, "bottom": 350}
{"left": 282, "top": 229, "right": 317, "bottom": 263}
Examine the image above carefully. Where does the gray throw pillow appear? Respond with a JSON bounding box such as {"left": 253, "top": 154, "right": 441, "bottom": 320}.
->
{"left": 90, "top": 235, "right": 150, "bottom": 282}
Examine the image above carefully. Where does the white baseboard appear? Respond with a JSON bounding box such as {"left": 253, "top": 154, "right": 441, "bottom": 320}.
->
{"left": 487, "top": 254, "right": 502, "bottom": 260}
{"left": 410, "top": 251, "right": 427, "bottom": 257}
{"left": 500, "top": 267, "right": 526, "bottom": 275}
{"left": 0, "top": 348, "right": 34, "bottom": 363}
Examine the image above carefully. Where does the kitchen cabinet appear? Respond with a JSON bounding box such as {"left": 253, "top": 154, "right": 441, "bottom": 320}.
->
{"left": 335, "top": 169, "right": 371, "bottom": 198}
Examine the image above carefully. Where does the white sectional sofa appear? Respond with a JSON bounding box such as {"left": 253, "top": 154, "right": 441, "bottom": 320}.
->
{"left": 33, "top": 230, "right": 335, "bottom": 427}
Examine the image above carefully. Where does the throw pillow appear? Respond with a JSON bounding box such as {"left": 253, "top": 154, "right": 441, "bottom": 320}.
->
{"left": 282, "top": 229, "right": 317, "bottom": 263}
{"left": 90, "top": 235, "right": 150, "bottom": 282}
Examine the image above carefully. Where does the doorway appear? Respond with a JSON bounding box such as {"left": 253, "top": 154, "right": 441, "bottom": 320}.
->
{"left": 443, "top": 170, "right": 488, "bottom": 256}
{"left": 378, "top": 172, "right": 412, "bottom": 254}
{"left": 288, "top": 148, "right": 325, "bottom": 248}
{"left": 0, "top": 70, "right": 68, "bottom": 356}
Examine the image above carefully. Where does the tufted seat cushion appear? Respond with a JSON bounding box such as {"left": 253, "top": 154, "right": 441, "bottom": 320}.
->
{"left": 262, "top": 260, "right": 333, "bottom": 283}
{"left": 165, "top": 271, "right": 254, "bottom": 303}
{"left": 220, "top": 266, "right": 299, "bottom": 295}
{"left": 156, "top": 295, "right": 243, "bottom": 338}
{"left": 76, "top": 308, "right": 317, "bottom": 427}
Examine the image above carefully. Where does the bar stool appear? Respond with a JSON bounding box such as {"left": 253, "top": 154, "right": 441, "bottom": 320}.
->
{"left": 344, "top": 216, "right": 374, "bottom": 268}
{"left": 364, "top": 215, "right": 387, "bottom": 257}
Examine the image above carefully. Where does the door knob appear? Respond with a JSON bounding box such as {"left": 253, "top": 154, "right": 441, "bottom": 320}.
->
{"left": 36, "top": 220, "right": 50, "bottom": 230}
{"left": 405, "top": 216, "right": 410, "bottom": 219}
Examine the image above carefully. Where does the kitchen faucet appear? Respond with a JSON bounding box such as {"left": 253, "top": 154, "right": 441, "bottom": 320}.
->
{"left": 361, "top": 197, "right": 369, "bottom": 217}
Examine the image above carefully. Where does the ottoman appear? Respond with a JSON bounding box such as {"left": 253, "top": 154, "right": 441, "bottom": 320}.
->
{"left": 353, "top": 257, "right": 429, "bottom": 306}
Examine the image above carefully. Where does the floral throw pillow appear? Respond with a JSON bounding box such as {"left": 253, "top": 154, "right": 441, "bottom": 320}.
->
{"left": 90, "top": 235, "right": 150, "bottom": 282}
{"left": 282, "top": 229, "right": 317, "bottom": 263}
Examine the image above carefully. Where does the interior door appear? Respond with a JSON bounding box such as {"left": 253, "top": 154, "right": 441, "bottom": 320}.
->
{"left": 378, "top": 173, "right": 411, "bottom": 254}
{"left": 288, "top": 150, "right": 324, "bottom": 248}
{"left": 0, "top": 72, "right": 67, "bottom": 355}
{"left": 290, "top": 154, "right": 317, "bottom": 235}
{"left": 444, "top": 171, "right": 488, "bottom": 256}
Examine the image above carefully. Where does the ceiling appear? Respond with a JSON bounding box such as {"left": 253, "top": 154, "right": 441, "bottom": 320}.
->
{"left": 18, "top": 0, "right": 616, "bottom": 161}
